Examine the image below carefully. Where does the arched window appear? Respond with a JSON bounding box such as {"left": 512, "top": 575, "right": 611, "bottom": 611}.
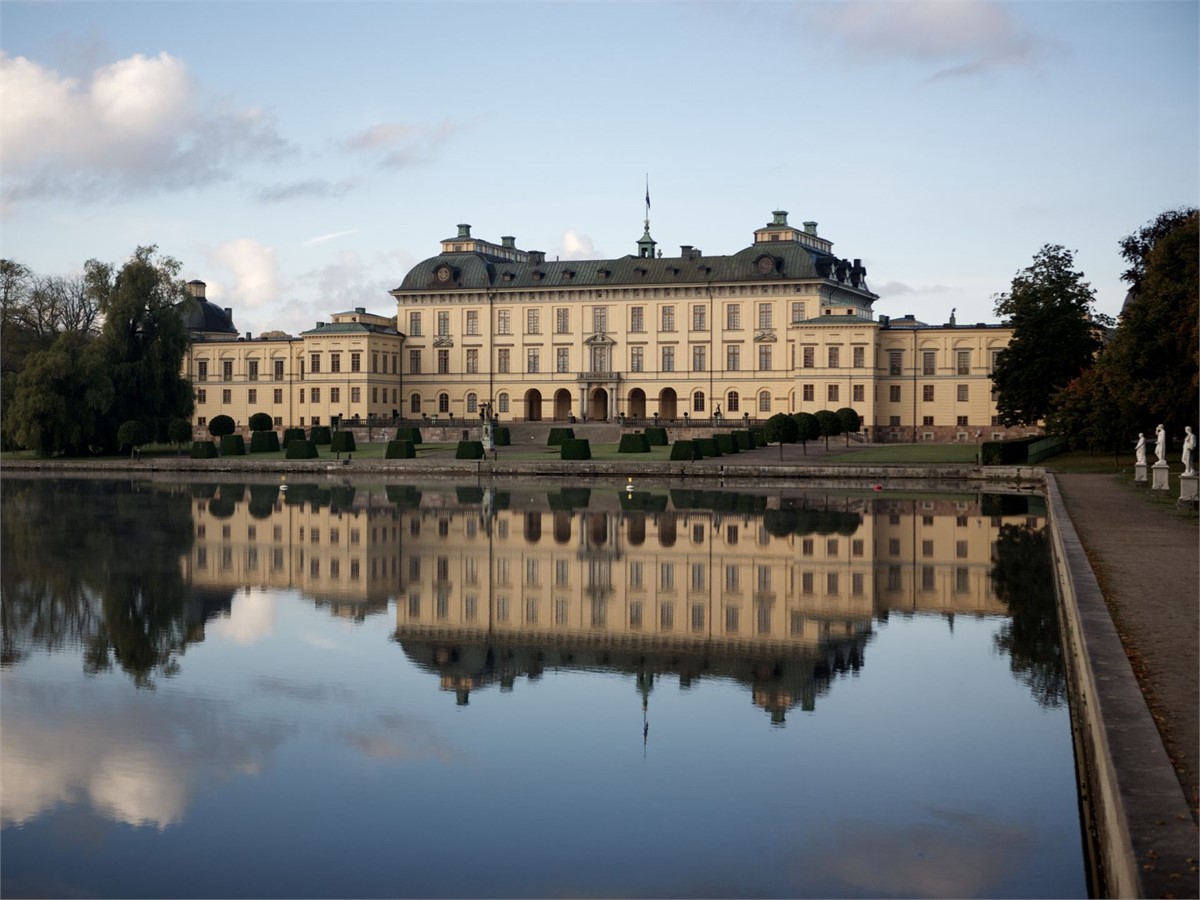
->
{"left": 498, "top": 393, "right": 510, "bottom": 413}
{"left": 692, "top": 391, "right": 706, "bottom": 413}
{"left": 727, "top": 391, "right": 740, "bottom": 412}
{"left": 438, "top": 393, "right": 450, "bottom": 413}
{"left": 758, "top": 390, "right": 771, "bottom": 412}
{"left": 466, "top": 393, "right": 477, "bottom": 413}
{"left": 409, "top": 393, "right": 421, "bottom": 414}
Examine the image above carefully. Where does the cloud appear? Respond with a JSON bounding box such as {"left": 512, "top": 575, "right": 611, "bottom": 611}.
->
{"left": 805, "top": 1, "right": 1048, "bottom": 79}
{"left": 342, "top": 120, "right": 458, "bottom": 169}
{"left": 876, "top": 280, "right": 955, "bottom": 296}
{"left": 208, "top": 589, "right": 277, "bottom": 645}
{"left": 257, "top": 178, "right": 354, "bottom": 204}
{"left": 0, "top": 51, "right": 289, "bottom": 204}
{"left": 206, "top": 238, "right": 281, "bottom": 310}
{"left": 303, "top": 229, "right": 361, "bottom": 247}
{"left": 559, "top": 229, "right": 599, "bottom": 260}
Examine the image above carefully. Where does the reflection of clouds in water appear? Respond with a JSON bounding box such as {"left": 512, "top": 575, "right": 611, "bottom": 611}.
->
{"left": 208, "top": 589, "right": 276, "bottom": 645}
{"left": 254, "top": 675, "right": 353, "bottom": 703}
{"left": 790, "top": 807, "right": 1030, "bottom": 898}
{"left": 1, "top": 683, "right": 291, "bottom": 830}
{"left": 300, "top": 633, "right": 340, "bottom": 650}
{"left": 342, "top": 713, "right": 460, "bottom": 764}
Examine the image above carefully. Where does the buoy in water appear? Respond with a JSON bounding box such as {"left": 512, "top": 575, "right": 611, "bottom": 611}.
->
{"left": 626, "top": 476, "right": 634, "bottom": 493}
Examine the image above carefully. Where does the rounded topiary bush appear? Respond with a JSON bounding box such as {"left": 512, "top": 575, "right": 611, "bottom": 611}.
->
{"left": 494, "top": 426, "right": 511, "bottom": 446}
{"left": 310, "top": 425, "right": 332, "bottom": 445}
{"left": 250, "top": 431, "right": 281, "bottom": 453}
{"left": 282, "top": 427, "right": 306, "bottom": 447}
{"left": 385, "top": 440, "right": 416, "bottom": 459}
{"left": 618, "top": 433, "right": 651, "bottom": 453}
{"left": 220, "top": 434, "right": 246, "bottom": 456}
{"left": 190, "top": 440, "right": 219, "bottom": 459}
{"left": 331, "top": 431, "right": 356, "bottom": 453}
{"left": 697, "top": 437, "right": 721, "bottom": 457}
{"left": 394, "top": 426, "right": 423, "bottom": 444}
{"left": 285, "top": 439, "right": 319, "bottom": 459}
{"left": 548, "top": 427, "right": 575, "bottom": 447}
{"left": 560, "top": 438, "right": 591, "bottom": 460}
{"left": 248, "top": 412, "right": 273, "bottom": 432}
{"left": 734, "top": 430, "right": 754, "bottom": 450}
{"left": 208, "top": 414, "right": 235, "bottom": 438}
{"left": 715, "top": 433, "right": 739, "bottom": 454}
{"left": 644, "top": 426, "right": 669, "bottom": 446}
{"left": 670, "top": 440, "right": 703, "bottom": 461}
{"left": 456, "top": 440, "right": 485, "bottom": 459}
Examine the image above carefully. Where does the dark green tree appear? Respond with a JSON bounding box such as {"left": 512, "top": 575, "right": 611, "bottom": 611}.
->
{"left": 117, "top": 420, "right": 147, "bottom": 458}
{"left": 248, "top": 412, "right": 273, "bottom": 431}
{"left": 764, "top": 412, "right": 799, "bottom": 459}
{"left": 991, "top": 245, "right": 1109, "bottom": 426}
{"left": 835, "top": 407, "right": 861, "bottom": 446}
{"left": 794, "top": 412, "right": 819, "bottom": 455}
{"left": 168, "top": 417, "right": 192, "bottom": 453}
{"left": 208, "top": 414, "right": 236, "bottom": 437}
{"left": 815, "top": 409, "right": 842, "bottom": 449}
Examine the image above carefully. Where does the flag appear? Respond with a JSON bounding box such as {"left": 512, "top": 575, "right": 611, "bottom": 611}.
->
{"left": 645, "top": 179, "right": 650, "bottom": 211}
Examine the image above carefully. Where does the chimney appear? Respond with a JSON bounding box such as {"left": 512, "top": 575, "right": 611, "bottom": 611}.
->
{"left": 680, "top": 245, "right": 693, "bottom": 258}
{"left": 456, "top": 224, "right": 471, "bottom": 239}
{"left": 803, "top": 221, "right": 818, "bottom": 236}
{"left": 879, "top": 315, "right": 890, "bottom": 327}
{"left": 187, "top": 280, "right": 206, "bottom": 299}
{"left": 771, "top": 210, "right": 789, "bottom": 226}
{"left": 527, "top": 250, "right": 545, "bottom": 265}
{"left": 501, "top": 236, "right": 516, "bottom": 249}
{"left": 224, "top": 307, "right": 233, "bottom": 319}
{"left": 245, "top": 332, "right": 252, "bottom": 340}
{"left": 355, "top": 306, "right": 366, "bottom": 314}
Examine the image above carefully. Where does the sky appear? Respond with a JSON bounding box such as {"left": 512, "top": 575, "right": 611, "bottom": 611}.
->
{"left": 2, "top": 1, "right": 1196, "bottom": 338}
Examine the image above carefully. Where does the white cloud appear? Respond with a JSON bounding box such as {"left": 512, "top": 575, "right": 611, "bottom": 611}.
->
{"left": 207, "top": 238, "right": 281, "bottom": 310}
{"left": 208, "top": 589, "right": 277, "bottom": 646}
{"left": 0, "top": 51, "right": 288, "bottom": 203}
{"left": 559, "top": 229, "right": 599, "bottom": 260}
{"left": 303, "top": 229, "right": 361, "bottom": 247}
{"left": 342, "top": 120, "right": 458, "bottom": 169}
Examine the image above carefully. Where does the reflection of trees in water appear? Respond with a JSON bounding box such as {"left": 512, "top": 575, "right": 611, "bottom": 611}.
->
{"left": 1, "top": 478, "right": 227, "bottom": 687}
{"left": 990, "top": 523, "right": 1066, "bottom": 709}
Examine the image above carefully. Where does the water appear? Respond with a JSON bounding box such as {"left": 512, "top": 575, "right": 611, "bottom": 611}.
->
{"left": 1, "top": 476, "right": 1085, "bottom": 898}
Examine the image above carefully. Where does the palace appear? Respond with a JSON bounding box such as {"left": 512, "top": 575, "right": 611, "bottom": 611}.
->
{"left": 182, "top": 209, "right": 1028, "bottom": 442}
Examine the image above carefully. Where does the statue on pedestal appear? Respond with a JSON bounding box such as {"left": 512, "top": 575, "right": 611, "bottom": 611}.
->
{"left": 1154, "top": 423, "right": 1167, "bottom": 465}
{"left": 1134, "top": 433, "right": 1147, "bottom": 466}
{"left": 1183, "top": 426, "right": 1196, "bottom": 477}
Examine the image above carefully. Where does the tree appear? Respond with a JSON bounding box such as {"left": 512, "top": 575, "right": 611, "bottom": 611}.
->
{"left": 991, "top": 245, "right": 1109, "bottom": 426}
{"left": 764, "top": 412, "right": 799, "bottom": 459}
{"left": 1047, "top": 366, "right": 1134, "bottom": 457}
{"left": 794, "top": 412, "right": 819, "bottom": 455}
{"left": 117, "top": 420, "right": 147, "bottom": 459}
{"left": 248, "top": 412, "right": 273, "bottom": 432}
{"left": 815, "top": 409, "right": 842, "bottom": 449}
{"left": 168, "top": 418, "right": 192, "bottom": 454}
{"left": 208, "top": 414, "right": 235, "bottom": 437}
{"left": 835, "top": 407, "right": 861, "bottom": 446}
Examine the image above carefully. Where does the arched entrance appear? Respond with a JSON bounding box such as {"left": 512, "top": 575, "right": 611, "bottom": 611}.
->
{"left": 628, "top": 388, "right": 646, "bottom": 419}
{"left": 659, "top": 388, "right": 678, "bottom": 421}
{"left": 589, "top": 388, "right": 609, "bottom": 421}
{"left": 524, "top": 389, "right": 543, "bottom": 422}
{"left": 553, "top": 389, "right": 573, "bottom": 421}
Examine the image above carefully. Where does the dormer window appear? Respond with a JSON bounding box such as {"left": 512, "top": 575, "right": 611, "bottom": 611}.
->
{"left": 502, "top": 272, "right": 515, "bottom": 282}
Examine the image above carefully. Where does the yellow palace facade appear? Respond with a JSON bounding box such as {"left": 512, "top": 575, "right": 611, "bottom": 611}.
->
{"left": 182, "top": 210, "right": 1028, "bottom": 442}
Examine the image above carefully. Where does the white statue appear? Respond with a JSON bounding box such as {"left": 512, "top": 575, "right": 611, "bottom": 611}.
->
{"left": 1155, "top": 423, "right": 1167, "bottom": 465}
{"left": 1134, "top": 433, "right": 1147, "bottom": 466}
{"left": 1183, "top": 426, "right": 1196, "bottom": 477}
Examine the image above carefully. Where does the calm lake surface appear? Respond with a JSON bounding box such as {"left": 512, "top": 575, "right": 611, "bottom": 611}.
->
{"left": 1, "top": 476, "right": 1085, "bottom": 899}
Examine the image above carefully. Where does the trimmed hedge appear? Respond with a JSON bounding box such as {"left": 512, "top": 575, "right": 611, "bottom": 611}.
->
{"left": 219, "top": 434, "right": 246, "bottom": 456}
{"left": 456, "top": 440, "right": 485, "bottom": 459}
{"left": 330, "top": 431, "right": 356, "bottom": 453}
{"left": 310, "top": 425, "right": 332, "bottom": 445}
{"left": 618, "top": 433, "right": 651, "bottom": 453}
{"left": 644, "top": 427, "right": 668, "bottom": 446}
{"left": 549, "top": 487, "right": 592, "bottom": 510}
{"left": 981, "top": 436, "right": 1042, "bottom": 465}
{"left": 670, "top": 440, "right": 703, "bottom": 461}
{"left": 494, "top": 426, "right": 511, "bottom": 446}
{"left": 190, "top": 440, "right": 218, "bottom": 459}
{"left": 751, "top": 427, "right": 767, "bottom": 447}
{"left": 697, "top": 437, "right": 721, "bottom": 457}
{"left": 715, "top": 433, "right": 739, "bottom": 454}
{"left": 282, "top": 428, "right": 306, "bottom": 447}
{"left": 548, "top": 427, "right": 575, "bottom": 446}
{"left": 734, "top": 430, "right": 754, "bottom": 450}
{"left": 385, "top": 440, "right": 416, "bottom": 459}
{"left": 250, "top": 430, "right": 281, "bottom": 453}
{"left": 560, "top": 438, "right": 591, "bottom": 460}
{"left": 394, "top": 426, "right": 423, "bottom": 444}
{"left": 456, "top": 486, "right": 485, "bottom": 504}
{"left": 286, "top": 439, "right": 319, "bottom": 459}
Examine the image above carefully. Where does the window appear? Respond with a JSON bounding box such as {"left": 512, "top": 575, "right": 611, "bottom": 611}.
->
{"left": 692, "top": 392, "right": 705, "bottom": 413}
{"left": 922, "top": 351, "right": 936, "bottom": 376}
{"left": 438, "top": 393, "right": 449, "bottom": 413}
{"left": 220, "top": 360, "right": 232, "bottom": 382}
{"left": 197, "top": 360, "right": 208, "bottom": 382}
{"left": 497, "top": 310, "right": 511, "bottom": 334}
{"left": 726, "top": 304, "right": 741, "bottom": 329}
{"left": 408, "top": 312, "right": 422, "bottom": 336}
{"left": 889, "top": 350, "right": 903, "bottom": 375}
{"left": 466, "top": 349, "right": 478, "bottom": 374}
{"left": 803, "top": 384, "right": 814, "bottom": 402}
{"left": 791, "top": 301, "right": 806, "bottom": 323}
{"left": 630, "top": 347, "right": 644, "bottom": 372}
{"left": 498, "top": 349, "right": 510, "bottom": 373}
{"left": 923, "top": 415, "right": 934, "bottom": 426}
{"left": 526, "top": 348, "right": 539, "bottom": 373}
{"left": 956, "top": 540, "right": 969, "bottom": 559}
{"left": 758, "top": 303, "right": 772, "bottom": 329}
{"left": 197, "top": 389, "right": 206, "bottom": 404}
{"left": 957, "top": 415, "right": 969, "bottom": 426}
{"left": 727, "top": 391, "right": 740, "bottom": 412}
{"left": 592, "top": 307, "right": 607, "bottom": 333}
{"left": 828, "top": 346, "right": 840, "bottom": 367}
{"left": 555, "top": 308, "right": 569, "bottom": 333}
{"left": 990, "top": 349, "right": 1002, "bottom": 372}
{"left": 692, "top": 305, "right": 707, "bottom": 330}
{"left": 661, "top": 346, "right": 675, "bottom": 372}
{"left": 630, "top": 306, "right": 644, "bottom": 332}
{"left": 409, "top": 350, "right": 421, "bottom": 374}
{"left": 692, "top": 346, "right": 706, "bottom": 372}
{"left": 221, "top": 389, "right": 231, "bottom": 403}
{"left": 248, "top": 359, "right": 259, "bottom": 382}
{"left": 557, "top": 347, "right": 570, "bottom": 373}
{"left": 351, "top": 352, "right": 361, "bottom": 372}
{"left": 853, "top": 385, "right": 864, "bottom": 402}
{"left": 410, "top": 393, "right": 421, "bottom": 414}
{"left": 890, "top": 385, "right": 901, "bottom": 402}
{"left": 311, "top": 416, "right": 319, "bottom": 426}
{"left": 466, "top": 310, "right": 479, "bottom": 336}
{"left": 273, "top": 389, "right": 282, "bottom": 404}
{"left": 526, "top": 309, "right": 539, "bottom": 334}
{"left": 196, "top": 416, "right": 206, "bottom": 427}
{"left": 372, "top": 387, "right": 378, "bottom": 402}
{"left": 274, "top": 360, "right": 284, "bottom": 381}
{"left": 437, "top": 310, "right": 450, "bottom": 336}
{"left": 437, "top": 350, "right": 449, "bottom": 374}
{"left": 328, "top": 388, "right": 337, "bottom": 403}
{"left": 310, "top": 387, "right": 320, "bottom": 403}
{"left": 803, "top": 346, "right": 814, "bottom": 368}
{"left": 957, "top": 350, "right": 971, "bottom": 375}
{"left": 758, "top": 390, "right": 771, "bottom": 412}
{"left": 957, "top": 384, "right": 969, "bottom": 402}
{"left": 758, "top": 345, "right": 771, "bottom": 371}
{"left": 300, "top": 389, "right": 305, "bottom": 403}
{"left": 661, "top": 305, "right": 675, "bottom": 331}
{"left": 372, "top": 353, "right": 378, "bottom": 373}
{"left": 309, "top": 353, "right": 320, "bottom": 374}
{"left": 330, "top": 353, "right": 340, "bottom": 373}
{"left": 726, "top": 345, "right": 740, "bottom": 371}
{"left": 853, "top": 346, "right": 865, "bottom": 368}
{"left": 350, "top": 387, "right": 360, "bottom": 403}
{"left": 890, "top": 415, "right": 901, "bottom": 426}
{"left": 827, "top": 384, "right": 839, "bottom": 402}
{"left": 923, "top": 384, "right": 935, "bottom": 402}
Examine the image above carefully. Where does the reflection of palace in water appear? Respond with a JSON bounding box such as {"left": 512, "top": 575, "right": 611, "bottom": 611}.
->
{"left": 185, "top": 483, "right": 1045, "bottom": 721}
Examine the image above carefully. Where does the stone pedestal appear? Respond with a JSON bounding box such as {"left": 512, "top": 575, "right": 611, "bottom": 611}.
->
{"left": 1151, "top": 462, "right": 1170, "bottom": 491}
{"left": 1179, "top": 474, "right": 1198, "bottom": 503}
{"left": 1134, "top": 463, "right": 1148, "bottom": 483}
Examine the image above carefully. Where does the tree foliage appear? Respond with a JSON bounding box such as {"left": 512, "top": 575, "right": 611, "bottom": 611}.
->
{"left": 793, "top": 412, "right": 819, "bottom": 454}
{"left": 248, "top": 412, "right": 273, "bottom": 432}
{"left": 991, "top": 245, "right": 1108, "bottom": 427}
{"left": 835, "top": 407, "right": 861, "bottom": 445}
{"left": 814, "top": 409, "right": 842, "bottom": 449}
{"left": 117, "top": 420, "right": 147, "bottom": 457}
{"left": 208, "top": 414, "right": 236, "bottom": 437}
{"left": 764, "top": 412, "right": 798, "bottom": 459}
